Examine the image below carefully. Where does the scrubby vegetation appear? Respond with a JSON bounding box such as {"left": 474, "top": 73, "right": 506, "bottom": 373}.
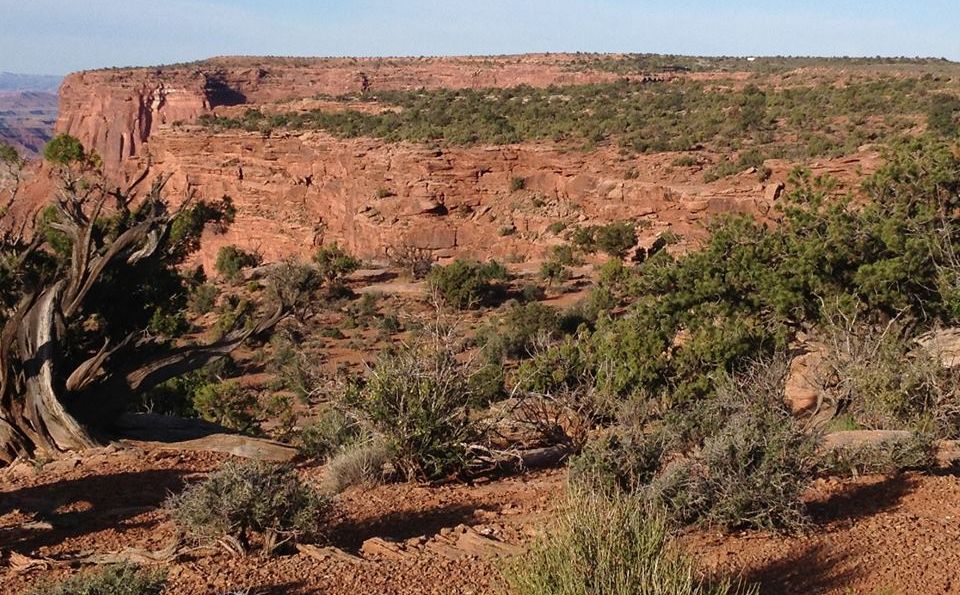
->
{"left": 503, "top": 490, "right": 752, "bottom": 595}
{"left": 166, "top": 460, "right": 328, "bottom": 555}
{"left": 427, "top": 259, "right": 509, "bottom": 309}
{"left": 200, "top": 76, "right": 954, "bottom": 161}
{"left": 31, "top": 564, "right": 166, "bottom": 595}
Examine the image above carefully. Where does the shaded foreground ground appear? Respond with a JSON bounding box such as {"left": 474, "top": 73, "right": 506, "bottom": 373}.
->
{"left": 2, "top": 445, "right": 959, "bottom": 594}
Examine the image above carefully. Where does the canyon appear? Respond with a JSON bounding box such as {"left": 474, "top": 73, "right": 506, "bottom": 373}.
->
{"left": 46, "top": 54, "right": 871, "bottom": 267}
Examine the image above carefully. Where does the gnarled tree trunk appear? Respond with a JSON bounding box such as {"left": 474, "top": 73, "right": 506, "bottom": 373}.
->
{"left": 0, "top": 170, "right": 285, "bottom": 464}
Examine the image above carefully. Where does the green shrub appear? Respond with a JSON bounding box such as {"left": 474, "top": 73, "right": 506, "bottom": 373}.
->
{"left": 927, "top": 94, "right": 960, "bottom": 137}
{"left": 510, "top": 176, "right": 527, "bottom": 192}
{"left": 477, "top": 301, "right": 561, "bottom": 360}
{"left": 297, "top": 407, "right": 364, "bottom": 461}
{"left": 31, "top": 564, "right": 166, "bottom": 595}
{"left": 503, "top": 490, "right": 750, "bottom": 595}
{"left": 166, "top": 460, "right": 328, "bottom": 555}
{"left": 313, "top": 243, "right": 360, "bottom": 287}
{"left": 188, "top": 282, "right": 220, "bottom": 315}
{"left": 570, "top": 221, "right": 637, "bottom": 258}
{"left": 192, "top": 381, "right": 259, "bottom": 432}
{"left": 352, "top": 328, "right": 486, "bottom": 480}
{"left": 426, "top": 259, "right": 509, "bottom": 309}
{"left": 215, "top": 245, "right": 261, "bottom": 281}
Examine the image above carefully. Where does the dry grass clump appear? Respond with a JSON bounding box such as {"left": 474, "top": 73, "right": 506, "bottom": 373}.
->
{"left": 503, "top": 489, "right": 754, "bottom": 595}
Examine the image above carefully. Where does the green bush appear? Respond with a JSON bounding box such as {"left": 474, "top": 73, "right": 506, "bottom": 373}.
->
{"left": 503, "top": 490, "right": 751, "bottom": 595}
{"left": 477, "top": 301, "right": 561, "bottom": 360}
{"left": 313, "top": 243, "right": 360, "bottom": 287}
{"left": 166, "top": 460, "right": 328, "bottom": 555}
{"left": 426, "top": 259, "right": 509, "bottom": 309}
{"left": 571, "top": 221, "right": 637, "bottom": 259}
{"left": 192, "top": 381, "right": 259, "bottom": 432}
{"left": 215, "top": 245, "right": 261, "bottom": 281}
{"left": 297, "top": 407, "right": 364, "bottom": 462}
{"left": 31, "top": 564, "right": 166, "bottom": 595}
{"left": 510, "top": 176, "right": 527, "bottom": 192}
{"left": 927, "top": 94, "right": 960, "bottom": 137}
{"left": 352, "top": 328, "right": 486, "bottom": 480}
{"left": 188, "top": 282, "right": 220, "bottom": 315}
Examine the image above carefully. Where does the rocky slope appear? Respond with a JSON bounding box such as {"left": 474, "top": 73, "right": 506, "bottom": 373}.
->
{"left": 47, "top": 55, "right": 878, "bottom": 266}
{"left": 0, "top": 92, "right": 58, "bottom": 157}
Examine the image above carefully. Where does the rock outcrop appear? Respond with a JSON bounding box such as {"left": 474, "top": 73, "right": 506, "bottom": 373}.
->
{"left": 56, "top": 55, "right": 626, "bottom": 176}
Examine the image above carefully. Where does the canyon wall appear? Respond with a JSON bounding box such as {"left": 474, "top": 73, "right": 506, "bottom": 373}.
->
{"left": 45, "top": 55, "right": 878, "bottom": 269}
{"left": 55, "top": 55, "right": 624, "bottom": 177}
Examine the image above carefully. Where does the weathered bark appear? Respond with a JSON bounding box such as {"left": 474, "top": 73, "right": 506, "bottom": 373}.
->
{"left": 0, "top": 172, "right": 286, "bottom": 464}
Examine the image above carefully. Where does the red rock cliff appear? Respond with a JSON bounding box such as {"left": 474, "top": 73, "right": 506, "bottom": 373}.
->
{"left": 55, "top": 55, "right": 623, "bottom": 176}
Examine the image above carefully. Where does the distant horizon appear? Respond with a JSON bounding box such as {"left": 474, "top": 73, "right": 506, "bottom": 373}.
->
{"left": 3, "top": 1, "right": 958, "bottom": 75}
{"left": 3, "top": 52, "right": 959, "bottom": 78}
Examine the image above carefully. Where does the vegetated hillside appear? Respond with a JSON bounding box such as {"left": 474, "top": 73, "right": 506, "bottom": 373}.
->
{"left": 5, "top": 55, "right": 960, "bottom": 594}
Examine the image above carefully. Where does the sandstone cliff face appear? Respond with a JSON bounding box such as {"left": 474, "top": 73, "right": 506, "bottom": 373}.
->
{"left": 144, "top": 127, "right": 803, "bottom": 271}
{"left": 55, "top": 55, "right": 623, "bottom": 176}
{"left": 46, "top": 55, "right": 880, "bottom": 269}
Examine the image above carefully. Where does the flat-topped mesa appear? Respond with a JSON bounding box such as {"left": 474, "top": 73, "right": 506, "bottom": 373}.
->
{"left": 54, "top": 55, "right": 625, "bottom": 176}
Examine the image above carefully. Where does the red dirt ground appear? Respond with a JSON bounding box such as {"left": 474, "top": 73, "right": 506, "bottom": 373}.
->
{"left": 2, "top": 445, "right": 960, "bottom": 594}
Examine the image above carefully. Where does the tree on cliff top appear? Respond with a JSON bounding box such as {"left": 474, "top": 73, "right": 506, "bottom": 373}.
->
{"left": 0, "top": 136, "right": 287, "bottom": 463}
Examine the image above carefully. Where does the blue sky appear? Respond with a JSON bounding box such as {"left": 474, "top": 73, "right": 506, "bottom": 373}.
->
{"left": 2, "top": 0, "right": 959, "bottom": 75}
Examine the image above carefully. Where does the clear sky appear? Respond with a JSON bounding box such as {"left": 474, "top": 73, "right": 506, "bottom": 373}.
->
{"left": 2, "top": 0, "right": 959, "bottom": 75}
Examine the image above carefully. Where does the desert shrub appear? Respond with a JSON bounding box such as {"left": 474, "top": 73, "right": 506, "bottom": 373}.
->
{"left": 477, "top": 301, "right": 561, "bottom": 360}
{"left": 313, "top": 243, "right": 360, "bottom": 287}
{"left": 570, "top": 428, "right": 667, "bottom": 494}
{"left": 539, "top": 259, "right": 570, "bottom": 286}
{"left": 266, "top": 259, "right": 322, "bottom": 317}
{"left": 817, "top": 312, "right": 960, "bottom": 435}
{"left": 388, "top": 243, "right": 434, "bottom": 279}
{"left": 927, "top": 94, "right": 960, "bottom": 137}
{"left": 297, "top": 407, "right": 365, "bottom": 461}
{"left": 215, "top": 245, "right": 261, "bottom": 281}
{"left": 192, "top": 381, "right": 259, "bottom": 432}
{"left": 188, "top": 282, "right": 220, "bottom": 315}
{"left": 656, "top": 362, "right": 818, "bottom": 531}
{"left": 321, "top": 438, "right": 393, "bottom": 494}
{"left": 503, "top": 490, "right": 750, "bottom": 595}
{"left": 546, "top": 220, "right": 568, "bottom": 235}
{"left": 510, "top": 175, "right": 527, "bottom": 192}
{"left": 31, "top": 564, "right": 166, "bottom": 595}
{"left": 818, "top": 433, "right": 936, "bottom": 477}
{"left": 166, "top": 460, "right": 328, "bottom": 555}
{"left": 570, "top": 221, "right": 637, "bottom": 258}
{"left": 350, "top": 327, "right": 487, "bottom": 480}
{"left": 572, "top": 359, "right": 818, "bottom": 532}
{"left": 672, "top": 154, "right": 700, "bottom": 167}
{"left": 426, "top": 259, "right": 509, "bottom": 309}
